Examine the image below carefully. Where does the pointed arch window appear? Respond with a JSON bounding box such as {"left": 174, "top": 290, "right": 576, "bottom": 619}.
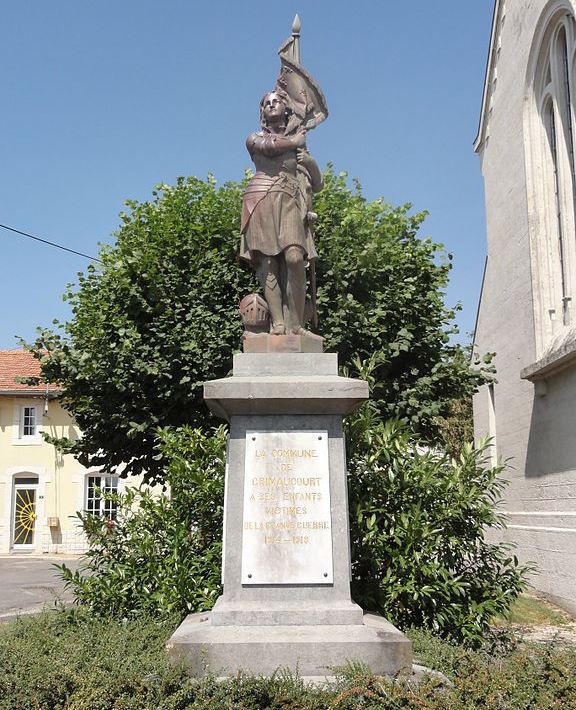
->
{"left": 527, "top": 9, "right": 576, "bottom": 350}
{"left": 544, "top": 97, "right": 570, "bottom": 316}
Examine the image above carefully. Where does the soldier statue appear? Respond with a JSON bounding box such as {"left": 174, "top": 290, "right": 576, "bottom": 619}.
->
{"left": 239, "top": 16, "right": 327, "bottom": 338}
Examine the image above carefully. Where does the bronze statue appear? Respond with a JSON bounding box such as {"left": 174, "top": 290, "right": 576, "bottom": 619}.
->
{"left": 240, "top": 16, "right": 328, "bottom": 338}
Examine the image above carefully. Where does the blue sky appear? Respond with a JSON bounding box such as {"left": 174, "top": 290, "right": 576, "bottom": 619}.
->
{"left": 0, "top": 2, "right": 494, "bottom": 348}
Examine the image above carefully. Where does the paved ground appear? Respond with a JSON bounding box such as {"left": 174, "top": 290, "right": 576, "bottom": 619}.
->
{"left": 2, "top": 557, "right": 576, "bottom": 646}
{"left": 0, "top": 555, "right": 80, "bottom": 620}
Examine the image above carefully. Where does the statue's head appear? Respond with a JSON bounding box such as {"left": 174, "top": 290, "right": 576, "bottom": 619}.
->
{"left": 260, "top": 89, "right": 291, "bottom": 129}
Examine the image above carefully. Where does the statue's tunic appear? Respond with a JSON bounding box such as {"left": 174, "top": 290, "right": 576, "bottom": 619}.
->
{"left": 240, "top": 131, "right": 317, "bottom": 266}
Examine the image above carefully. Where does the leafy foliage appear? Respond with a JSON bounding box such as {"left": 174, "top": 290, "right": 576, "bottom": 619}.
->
{"left": 29, "top": 176, "right": 256, "bottom": 484}
{"left": 58, "top": 427, "right": 226, "bottom": 618}
{"left": 61, "top": 410, "right": 528, "bottom": 644}
{"left": 2, "top": 611, "right": 576, "bottom": 709}
{"left": 315, "top": 170, "right": 492, "bottom": 437}
{"left": 346, "top": 393, "right": 531, "bottom": 646}
{"left": 26, "top": 169, "right": 491, "bottom": 484}
{"left": 434, "top": 344, "right": 481, "bottom": 458}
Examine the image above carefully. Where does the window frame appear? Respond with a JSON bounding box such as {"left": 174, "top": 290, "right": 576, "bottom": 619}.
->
{"left": 12, "top": 402, "right": 42, "bottom": 445}
{"left": 525, "top": 4, "right": 576, "bottom": 356}
{"left": 21, "top": 406, "right": 37, "bottom": 438}
{"left": 85, "top": 474, "right": 120, "bottom": 520}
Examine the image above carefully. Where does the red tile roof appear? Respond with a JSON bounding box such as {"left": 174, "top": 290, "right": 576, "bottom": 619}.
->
{"left": 0, "top": 349, "right": 60, "bottom": 394}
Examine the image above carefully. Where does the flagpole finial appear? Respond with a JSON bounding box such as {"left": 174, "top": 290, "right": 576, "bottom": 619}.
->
{"left": 292, "top": 14, "right": 301, "bottom": 35}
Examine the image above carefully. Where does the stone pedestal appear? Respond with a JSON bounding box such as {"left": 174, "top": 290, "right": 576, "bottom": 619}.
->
{"left": 243, "top": 332, "right": 324, "bottom": 353}
{"left": 167, "top": 353, "right": 412, "bottom": 678}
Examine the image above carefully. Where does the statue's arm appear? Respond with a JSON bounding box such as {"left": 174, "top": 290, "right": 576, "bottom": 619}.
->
{"left": 246, "top": 130, "right": 306, "bottom": 157}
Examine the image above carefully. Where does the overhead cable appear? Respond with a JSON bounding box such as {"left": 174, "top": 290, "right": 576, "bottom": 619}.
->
{"left": 0, "top": 222, "right": 102, "bottom": 263}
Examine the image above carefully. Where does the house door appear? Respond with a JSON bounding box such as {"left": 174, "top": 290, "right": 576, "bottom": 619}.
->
{"left": 12, "top": 477, "right": 39, "bottom": 548}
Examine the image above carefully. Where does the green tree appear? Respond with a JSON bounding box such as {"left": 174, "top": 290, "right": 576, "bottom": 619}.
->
{"left": 433, "top": 344, "right": 482, "bottom": 459}
{"left": 27, "top": 169, "right": 490, "bottom": 484}
{"left": 29, "top": 176, "right": 255, "bottom": 485}
{"left": 315, "top": 171, "right": 490, "bottom": 438}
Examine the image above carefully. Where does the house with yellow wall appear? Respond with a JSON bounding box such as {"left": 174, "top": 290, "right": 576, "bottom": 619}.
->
{"left": 0, "top": 349, "right": 123, "bottom": 554}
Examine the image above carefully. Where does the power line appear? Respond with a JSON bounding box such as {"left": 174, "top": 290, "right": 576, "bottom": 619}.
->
{"left": 0, "top": 222, "right": 103, "bottom": 263}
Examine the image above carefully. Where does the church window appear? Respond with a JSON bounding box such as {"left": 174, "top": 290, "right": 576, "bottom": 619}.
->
{"left": 526, "top": 7, "right": 576, "bottom": 351}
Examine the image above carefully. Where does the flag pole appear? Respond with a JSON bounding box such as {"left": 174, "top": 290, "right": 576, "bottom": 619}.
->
{"left": 292, "top": 14, "right": 301, "bottom": 64}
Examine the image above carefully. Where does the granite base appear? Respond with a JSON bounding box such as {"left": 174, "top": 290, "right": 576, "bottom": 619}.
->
{"left": 167, "top": 612, "right": 412, "bottom": 678}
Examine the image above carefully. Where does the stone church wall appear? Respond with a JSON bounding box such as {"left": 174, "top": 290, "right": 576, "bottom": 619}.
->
{"left": 473, "top": 0, "right": 576, "bottom": 614}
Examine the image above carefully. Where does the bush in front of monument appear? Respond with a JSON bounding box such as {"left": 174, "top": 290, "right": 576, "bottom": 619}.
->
{"left": 3, "top": 609, "right": 576, "bottom": 707}
{"left": 346, "top": 398, "right": 531, "bottom": 647}
{"left": 59, "top": 408, "right": 529, "bottom": 647}
{"left": 58, "top": 426, "right": 226, "bottom": 617}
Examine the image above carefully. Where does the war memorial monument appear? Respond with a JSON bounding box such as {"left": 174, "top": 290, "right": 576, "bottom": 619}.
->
{"left": 167, "top": 17, "right": 412, "bottom": 679}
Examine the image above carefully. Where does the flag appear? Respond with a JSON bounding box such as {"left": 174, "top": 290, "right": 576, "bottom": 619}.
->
{"left": 276, "top": 36, "right": 328, "bottom": 135}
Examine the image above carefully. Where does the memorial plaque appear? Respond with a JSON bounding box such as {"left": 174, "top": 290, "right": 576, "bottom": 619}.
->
{"left": 241, "top": 430, "right": 333, "bottom": 585}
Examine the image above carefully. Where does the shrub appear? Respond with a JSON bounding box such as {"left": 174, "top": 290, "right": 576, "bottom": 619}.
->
{"left": 1, "top": 611, "right": 575, "bottom": 709}
{"left": 0, "top": 610, "right": 186, "bottom": 710}
{"left": 346, "top": 392, "right": 531, "bottom": 646}
{"left": 60, "top": 402, "right": 528, "bottom": 645}
{"left": 58, "top": 427, "right": 226, "bottom": 618}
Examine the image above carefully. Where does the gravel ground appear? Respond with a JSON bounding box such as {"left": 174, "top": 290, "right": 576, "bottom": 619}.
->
{"left": 516, "top": 621, "right": 576, "bottom": 644}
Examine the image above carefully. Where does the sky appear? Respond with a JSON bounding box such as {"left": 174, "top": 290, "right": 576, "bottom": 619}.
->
{"left": 0, "top": 1, "right": 494, "bottom": 349}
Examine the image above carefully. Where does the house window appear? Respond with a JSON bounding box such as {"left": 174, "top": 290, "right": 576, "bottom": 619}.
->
{"left": 11, "top": 403, "right": 42, "bottom": 445}
{"left": 86, "top": 475, "right": 119, "bottom": 519}
{"left": 21, "top": 406, "right": 37, "bottom": 437}
{"left": 526, "top": 7, "right": 576, "bottom": 352}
